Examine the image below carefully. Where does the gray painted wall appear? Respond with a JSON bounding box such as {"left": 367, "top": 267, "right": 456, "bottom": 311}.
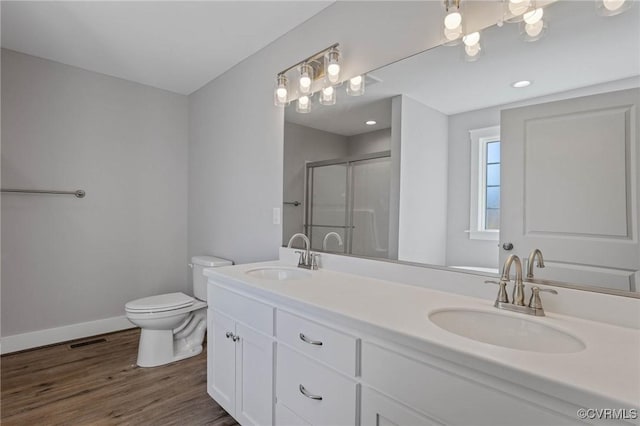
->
{"left": 1, "top": 49, "right": 189, "bottom": 337}
{"left": 397, "top": 96, "right": 448, "bottom": 265}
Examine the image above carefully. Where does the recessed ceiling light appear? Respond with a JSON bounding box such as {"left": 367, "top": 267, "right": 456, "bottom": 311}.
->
{"left": 365, "top": 120, "right": 377, "bottom": 125}
{"left": 512, "top": 80, "right": 532, "bottom": 88}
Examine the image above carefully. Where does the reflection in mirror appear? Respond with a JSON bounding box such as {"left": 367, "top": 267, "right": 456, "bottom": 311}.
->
{"left": 282, "top": 1, "right": 640, "bottom": 294}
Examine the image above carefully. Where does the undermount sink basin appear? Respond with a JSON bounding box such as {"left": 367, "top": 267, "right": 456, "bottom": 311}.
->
{"left": 245, "top": 267, "right": 311, "bottom": 281}
{"left": 429, "top": 309, "right": 585, "bottom": 353}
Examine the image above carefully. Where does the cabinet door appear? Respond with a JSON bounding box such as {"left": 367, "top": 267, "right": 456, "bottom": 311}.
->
{"left": 361, "top": 387, "right": 442, "bottom": 426}
{"left": 235, "top": 322, "right": 275, "bottom": 426}
{"left": 208, "top": 310, "right": 237, "bottom": 416}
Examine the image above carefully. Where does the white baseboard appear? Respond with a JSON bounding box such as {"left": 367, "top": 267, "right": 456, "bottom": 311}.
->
{"left": 0, "top": 316, "right": 134, "bottom": 354}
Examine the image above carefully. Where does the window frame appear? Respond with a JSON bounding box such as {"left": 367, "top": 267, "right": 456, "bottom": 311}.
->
{"left": 469, "top": 126, "right": 500, "bottom": 241}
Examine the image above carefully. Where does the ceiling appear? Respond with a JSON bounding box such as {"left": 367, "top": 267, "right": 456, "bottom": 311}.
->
{"left": 286, "top": 1, "right": 640, "bottom": 135}
{"left": 1, "top": 1, "right": 333, "bottom": 95}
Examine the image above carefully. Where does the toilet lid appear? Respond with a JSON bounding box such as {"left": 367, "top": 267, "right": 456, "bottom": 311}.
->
{"left": 125, "top": 292, "right": 195, "bottom": 313}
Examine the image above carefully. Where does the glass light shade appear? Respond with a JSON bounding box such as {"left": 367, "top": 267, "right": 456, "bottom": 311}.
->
{"left": 296, "top": 95, "right": 312, "bottom": 113}
{"left": 522, "top": 19, "right": 546, "bottom": 41}
{"left": 325, "top": 48, "right": 341, "bottom": 85}
{"left": 319, "top": 86, "right": 336, "bottom": 106}
{"left": 505, "top": 0, "right": 532, "bottom": 23}
{"left": 346, "top": 75, "right": 365, "bottom": 96}
{"left": 523, "top": 7, "right": 543, "bottom": 24}
{"left": 462, "top": 32, "right": 480, "bottom": 47}
{"left": 273, "top": 75, "right": 289, "bottom": 107}
{"left": 298, "top": 63, "right": 313, "bottom": 95}
{"left": 463, "top": 42, "right": 482, "bottom": 62}
{"left": 596, "top": 0, "right": 632, "bottom": 16}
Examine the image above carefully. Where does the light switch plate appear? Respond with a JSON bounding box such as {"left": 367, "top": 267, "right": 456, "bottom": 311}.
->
{"left": 273, "top": 207, "right": 281, "bottom": 225}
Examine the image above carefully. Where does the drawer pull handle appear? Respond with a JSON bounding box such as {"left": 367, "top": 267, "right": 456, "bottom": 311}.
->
{"left": 299, "top": 384, "right": 323, "bottom": 401}
{"left": 299, "top": 333, "right": 323, "bottom": 346}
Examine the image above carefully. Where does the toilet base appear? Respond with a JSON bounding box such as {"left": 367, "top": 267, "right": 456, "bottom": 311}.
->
{"left": 136, "top": 309, "right": 207, "bottom": 367}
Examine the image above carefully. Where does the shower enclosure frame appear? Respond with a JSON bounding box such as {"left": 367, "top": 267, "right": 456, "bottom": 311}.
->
{"left": 304, "top": 150, "right": 391, "bottom": 255}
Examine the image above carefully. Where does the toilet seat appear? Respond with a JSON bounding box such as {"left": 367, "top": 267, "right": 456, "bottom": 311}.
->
{"left": 125, "top": 292, "right": 194, "bottom": 313}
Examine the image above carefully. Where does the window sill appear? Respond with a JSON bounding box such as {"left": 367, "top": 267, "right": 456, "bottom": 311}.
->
{"left": 467, "top": 230, "right": 499, "bottom": 241}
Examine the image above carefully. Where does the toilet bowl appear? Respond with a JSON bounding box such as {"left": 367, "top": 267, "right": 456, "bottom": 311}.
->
{"left": 125, "top": 255, "right": 232, "bottom": 367}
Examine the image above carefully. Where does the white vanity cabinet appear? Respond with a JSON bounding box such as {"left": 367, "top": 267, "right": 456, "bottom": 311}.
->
{"left": 207, "top": 284, "right": 275, "bottom": 426}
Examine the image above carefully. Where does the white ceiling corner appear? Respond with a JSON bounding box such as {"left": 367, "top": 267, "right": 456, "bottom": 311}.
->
{"left": 1, "top": 1, "right": 334, "bottom": 95}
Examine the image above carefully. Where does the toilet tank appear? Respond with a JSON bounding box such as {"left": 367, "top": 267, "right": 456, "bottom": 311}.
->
{"left": 191, "top": 255, "right": 233, "bottom": 301}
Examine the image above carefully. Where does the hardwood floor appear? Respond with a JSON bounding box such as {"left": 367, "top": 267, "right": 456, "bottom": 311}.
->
{"left": 1, "top": 328, "right": 239, "bottom": 426}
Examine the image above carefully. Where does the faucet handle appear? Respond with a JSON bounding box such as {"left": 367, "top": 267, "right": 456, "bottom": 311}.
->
{"left": 294, "top": 250, "right": 306, "bottom": 266}
{"left": 485, "top": 280, "right": 509, "bottom": 303}
{"left": 310, "top": 253, "right": 320, "bottom": 270}
{"left": 528, "top": 286, "right": 558, "bottom": 311}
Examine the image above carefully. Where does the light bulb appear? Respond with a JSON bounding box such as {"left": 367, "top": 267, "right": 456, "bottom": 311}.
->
{"left": 347, "top": 75, "right": 365, "bottom": 96}
{"left": 296, "top": 95, "right": 311, "bottom": 113}
{"left": 444, "top": 11, "right": 462, "bottom": 30}
{"left": 327, "top": 63, "right": 340, "bottom": 77}
{"left": 325, "top": 47, "right": 341, "bottom": 85}
{"left": 508, "top": 0, "right": 530, "bottom": 16}
{"left": 273, "top": 75, "right": 289, "bottom": 107}
{"left": 444, "top": 26, "right": 463, "bottom": 41}
{"left": 298, "top": 63, "right": 313, "bottom": 95}
{"left": 525, "top": 19, "right": 544, "bottom": 37}
{"left": 463, "top": 32, "right": 480, "bottom": 47}
{"left": 465, "top": 43, "right": 481, "bottom": 57}
{"left": 523, "top": 8, "right": 543, "bottom": 24}
{"left": 603, "top": 0, "right": 626, "bottom": 11}
{"left": 319, "top": 86, "right": 336, "bottom": 106}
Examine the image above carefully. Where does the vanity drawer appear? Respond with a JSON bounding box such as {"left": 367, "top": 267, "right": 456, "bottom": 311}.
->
{"left": 277, "top": 345, "right": 357, "bottom": 426}
{"left": 208, "top": 283, "right": 274, "bottom": 336}
{"left": 276, "top": 402, "right": 311, "bottom": 426}
{"left": 361, "top": 342, "right": 577, "bottom": 425}
{"left": 277, "top": 310, "right": 358, "bottom": 376}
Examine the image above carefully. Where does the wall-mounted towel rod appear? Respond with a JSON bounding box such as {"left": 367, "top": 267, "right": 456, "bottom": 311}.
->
{"left": 1, "top": 189, "right": 86, "bottom": 198}
{"left": 284, "top": 201, "right": 301, "bottom": 206}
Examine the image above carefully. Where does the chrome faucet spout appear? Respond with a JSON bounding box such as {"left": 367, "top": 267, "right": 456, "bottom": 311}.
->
{"left": 526, "top": 249, "right": 545, "bottom": 279}
{"left": 287, "top": 233, "right": 318, "bottom": 270}
{"left": 322, "top": 232, "right": 344, "bottom": 251}
{"left": 501, "top": 254, "right": 525, "bottom": 306}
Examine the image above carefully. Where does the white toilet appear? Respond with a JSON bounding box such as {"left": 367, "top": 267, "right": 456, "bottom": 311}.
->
{"left": 125, "top": 255, "right": 232, "bottom": 367}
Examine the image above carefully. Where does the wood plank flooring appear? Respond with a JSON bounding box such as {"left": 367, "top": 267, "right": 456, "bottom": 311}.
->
{"left": 1, "top": 328, "right": 238, "bottom": 425}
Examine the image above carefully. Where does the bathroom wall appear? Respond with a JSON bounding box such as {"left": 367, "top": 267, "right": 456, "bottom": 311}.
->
{"left": 347, "top": 128, "right": 391, "bottom": 156}
{"left": 397, "top": 95, "right": 448, "bottom": 265}
{"left": 187, "top": 1, "right": 490, "bottom": 268}
{"left": 1, "top": 49, "right": 189, "bottom": 343}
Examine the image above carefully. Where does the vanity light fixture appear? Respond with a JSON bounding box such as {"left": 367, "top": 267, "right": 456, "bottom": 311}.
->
{"left": 521, "top": 7, "right": 546, "bottom": 41}
{"left": 365, "top": 120, "right": 377, "bottom": 125}
{"left": 597, "top": 0, "right": 632, "bottom": 16}
{"left": 273, "top": 74, "right": 289, "bottom": 107}
{"left": 347, "top": 75, "right": 365, "bottom": 96}
{"left": 512, "top": 80, "right": 532, "bottom": 88}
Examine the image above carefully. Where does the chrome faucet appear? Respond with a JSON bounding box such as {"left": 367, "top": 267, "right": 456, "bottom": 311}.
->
{"left": 322, "top": 232, "right": 344, "bottom": 251}
{"left": 287, "top": 233, "right": 318, "bottom": 270}
{"left": 485, "top": 254, "right": 557, "bottom": 316}
{"left": 526, "top": 248, "right": 545, "bottom": 279}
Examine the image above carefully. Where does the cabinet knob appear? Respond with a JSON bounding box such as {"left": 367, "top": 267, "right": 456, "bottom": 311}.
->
{"left": 225, "top": 331, "right": 233, "bottom": 339}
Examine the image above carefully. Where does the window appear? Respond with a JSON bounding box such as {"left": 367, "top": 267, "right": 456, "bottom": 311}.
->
{"left": 469, "top": 126, "right": 500, "bottom": 240}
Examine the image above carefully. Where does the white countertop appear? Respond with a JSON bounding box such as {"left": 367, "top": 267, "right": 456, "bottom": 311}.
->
{"left": 205, "top": 261, "right": 640, "bottom": 408}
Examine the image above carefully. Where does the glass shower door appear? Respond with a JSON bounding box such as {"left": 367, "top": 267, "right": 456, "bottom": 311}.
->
{"left": 306, "top": 163, "right": 348, "bottom": 253}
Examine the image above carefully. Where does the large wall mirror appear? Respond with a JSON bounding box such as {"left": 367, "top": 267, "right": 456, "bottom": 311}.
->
{"left": 282, "top": 1, "right": 640, "bottom": 296}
